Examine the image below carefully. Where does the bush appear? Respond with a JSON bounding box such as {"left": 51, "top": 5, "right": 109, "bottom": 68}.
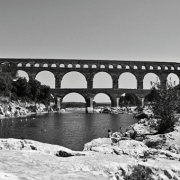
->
{"left": 150, "top": 82, "right": 180, "bottom": 133}
{"left": 124, "top": 165, "right": 153, "bottom": 180}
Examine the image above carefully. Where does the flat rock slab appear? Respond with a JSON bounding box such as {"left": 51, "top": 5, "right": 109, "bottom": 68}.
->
{"left": 0, "top": 150, "right": 136, "bottom": 180}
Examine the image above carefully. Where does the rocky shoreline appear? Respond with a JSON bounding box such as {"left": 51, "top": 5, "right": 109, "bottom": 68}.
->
{"left": 0, "top": 100, "right": 51, "bottom": 118}
{"left": 0, "top": 116, "right": 180, "bottom": 179}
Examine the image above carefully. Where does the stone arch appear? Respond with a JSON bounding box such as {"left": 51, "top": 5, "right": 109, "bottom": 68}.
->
{"left": 142, "top": 65, "right": 146, "bottom": 70}
{"left": 43, "top": 63, "right": 48, "bottom": 67}
{"left": 26, "top": 63, "right": 31, "bottom": 67}
{"left": 143, "top": 73, "right": 160, "bottom": 89}
{"left": 60, "top": 64, "right": 65, "bottom": 68}
{"left": 34, "top": 63, "right": 39, "bottom": 67}
{"left": 61, "top": 71, "right": 87, "bottom": 88}
{"left": 76, "top": 64, "right": 81, "bottom": 68}
{"left": 109, "top": 65, "right": 113, "bottom": 69}
{"left": 167, "top": 73, "right": 179, "bottom": 86}
{"left": 149, "top": 66, "right": 154, "bottom": 70}
{"left": 100, "top": 65, "right": 105, "bottom": 68}
{"left": 67, "top": 64, "right": 72, "bottom": 68}
{"left": 62, "top": 93, "right": 86, "bottom": 103}
{"left": 93, "top": 72, "right": 112, "bottom": 88}
{"left": 133, "top": 65, "right": 138, "bottom": 69}
{"left": 125, "top": 65, "right": 130, "bottom": 69}
{"left": 16, "top": 70, "right": 29, "bottom": 81}
{"left": 17, "top": 63, "right": 22, "bottom": 67}
{"left": 83, "top": 64, "right": 89, "bottom": 68}
{"left": 157, "top": 66, "right": 161, "bottom": 70}
{"left": 117, "top": 65, "right": 122, "bottom": 69}
{"left": 36, "top": 71, "right": 55, "bottom": 88}
{"left": 51, "top": 64, "right": 56, "bottom": 67}
{"left": 92, "top": 64, "right": 97, "bottom": 68}
{"left": 119, "top": 72, "right": 137, "bottom": 89}
{"left": 93, "top": 93, "right": 111, "bottom": 106}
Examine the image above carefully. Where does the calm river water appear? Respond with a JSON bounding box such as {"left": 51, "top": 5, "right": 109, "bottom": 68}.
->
{"left": 0, "top": 111, "right": 138, "bottom": 151}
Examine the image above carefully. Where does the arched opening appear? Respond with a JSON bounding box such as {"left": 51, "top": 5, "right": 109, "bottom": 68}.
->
{"left": 143, "top": 73, "right": 160, "bottom": 89}
{"left": 76, "top": 64, "right": 81, "bottom": 68}
{"left": 36, "top": 71, "right": 55, "bottom": 88}
{"left": 149, "top": 66, "right": 153, "bottom": 70}
{"left": 167, "top": 73, "right": 179, "bottom": 87}
{"left": 61, "top": 71, "right": 87, "bottom": 88}
{"left": 43, "top": 64, "right": 48, "bottom": 67}
{"left": 68, "top": 64, "right": 72, "bottom": 68}
{"left": 92, "top": 64, "right": 97, "bottom": 68}
{"left": 171, "top": 67, "right": 174, "bottom": 70}
{"left": 125, "top": 65, "right": 130, "bottom": 69}
{"left": 164, "top": 66, "right": 168, "bottom": 70}
{"left": 16, "top": 70, "right": 29, "bottom": 81}
{"left": 34, "top": 63, "right": 39, "bottom": 67}
{"left": 157, "top": 66, "right": 161, "bottom": 70}
{"left": 109, "top": 65, "right": 113, "bottom": 69}
{"left": 17, "top": 63, "right": 22, "bottom": 67}
{"left": 134, "top": 65, "right": 138, "bottom": 69}
{"left": 26, "top": 63, "right": 31, "bottom": 67}
{"left": 117, "top": 65, "right": 122, "bottom": 69}
{"left": 119, "top": 72, "right": 137, "bottom": 89}
{"left": 83, "top": 64, "right": 88, "bottom": 68}
{"left": 100, "top": 65, "right": 105, "bottom": 68}
{"left": 60, "top": 64, "right": 65, "bottom": 68}
{"left": 93, "top": 72, "right": 112, "bottom": 88}
{"left": 51, "top": 64, "right": 56, "bottom": 67}
{"left": 142, "top": 66, "right": 146, "bottom": 70}
{"left": 119, "top": 93, "right": 137, "bottom": 107}
{"left": 62, "top": 93, "right": 86, "bottom": 110}
{"left": 93, "top": 93, "right": 111, "bottom": 108}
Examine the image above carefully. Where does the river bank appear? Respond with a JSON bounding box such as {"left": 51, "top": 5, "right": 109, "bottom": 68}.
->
{"left": 0, "top": 115, "right": 179, "bottom": 179}
{"left": 0, "top": 99, "right": 51, "bottom": 119}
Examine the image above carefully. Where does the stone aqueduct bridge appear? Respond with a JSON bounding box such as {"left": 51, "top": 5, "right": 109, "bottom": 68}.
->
{"left": 1, "top": 58, "right": 180, "bottom": 109}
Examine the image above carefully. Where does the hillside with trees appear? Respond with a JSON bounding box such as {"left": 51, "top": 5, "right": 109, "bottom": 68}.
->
{"left": 0, "top": 72, "right": 51, "bottom": 104}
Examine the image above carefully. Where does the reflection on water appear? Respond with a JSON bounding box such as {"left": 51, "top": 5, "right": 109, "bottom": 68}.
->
{"left": 0, "top": 112, "right": 138, "bottom": 151}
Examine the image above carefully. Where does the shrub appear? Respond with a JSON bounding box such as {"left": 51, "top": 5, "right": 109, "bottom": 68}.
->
{"left": 124, "top": 165, "right": 153, "bottom": 180}
{"left": 150, "top": 82, "right": 180, "bottom": 133}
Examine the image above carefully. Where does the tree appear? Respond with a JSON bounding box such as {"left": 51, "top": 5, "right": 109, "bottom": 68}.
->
{"left": 124, "top": 94, "right": 135, "bottom": 106}
{"left": 28, "top": 79, "right": 41, "bottom": 101}
{"left": 38, "top": 85, "right": 51, "bottom": 103}
{"left": 0, "top": 72, "right": 13, "bottom": 96}
{"left": 151, "top": 82, "right": 180, "bottom": 133}
{"left": 12, "top": 77, "right": 30, "bottom": 100}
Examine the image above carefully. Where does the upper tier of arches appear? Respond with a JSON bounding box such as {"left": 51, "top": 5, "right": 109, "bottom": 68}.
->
{"left": 14, "top": 61, "right": 180, "bottom": 71}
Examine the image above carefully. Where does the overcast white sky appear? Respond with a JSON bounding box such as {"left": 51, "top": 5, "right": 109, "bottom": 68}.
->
{"left": 1, "top": 0, "right": 180, "bottom": 102}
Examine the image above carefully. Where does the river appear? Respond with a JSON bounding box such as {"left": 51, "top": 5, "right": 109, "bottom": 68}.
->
{"left": 0, "top": 111, "right": 138, "bottom": 151}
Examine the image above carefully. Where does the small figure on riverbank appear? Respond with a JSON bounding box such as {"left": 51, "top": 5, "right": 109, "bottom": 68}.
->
{"left": 119, "top": 127, "right": 123, "bottom": 134}
{"left": 108, "top": 129, "right": 112, "bottom": 138}
{"left": 111, "top": 132, "right": 122, "bottom": 145}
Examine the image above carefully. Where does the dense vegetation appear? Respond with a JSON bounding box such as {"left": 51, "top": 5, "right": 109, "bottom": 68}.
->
{"left": 0, "top": 72, "right": 51, "bottom": 104}
{"left": 150, "top": 82, "right": 180, "bottom": 133}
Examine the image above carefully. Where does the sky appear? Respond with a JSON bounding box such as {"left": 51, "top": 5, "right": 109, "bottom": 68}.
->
{"left": 1, "top": 0, "right": 180, "bottom": 102}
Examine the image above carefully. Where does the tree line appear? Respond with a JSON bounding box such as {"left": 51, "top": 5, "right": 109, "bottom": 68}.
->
{"left": 0, "top": 72, "right": 51, "bottom": 104}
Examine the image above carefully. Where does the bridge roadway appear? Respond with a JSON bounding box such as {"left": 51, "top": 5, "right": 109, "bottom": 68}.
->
{"left": 50, "top": 88, "right": 151, "bottom": 109}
